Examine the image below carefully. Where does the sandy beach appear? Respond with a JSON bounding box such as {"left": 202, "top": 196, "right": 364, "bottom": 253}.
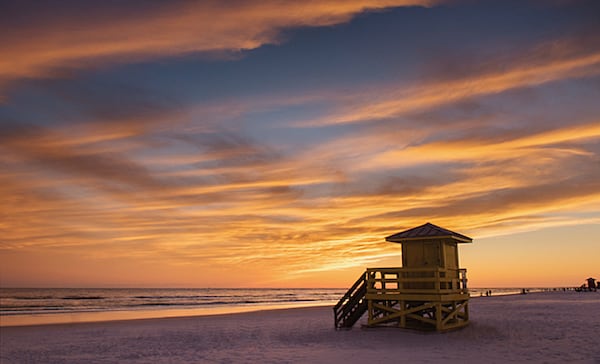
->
{"left": 1, "top": 291, "right": 599, "bottom": 363}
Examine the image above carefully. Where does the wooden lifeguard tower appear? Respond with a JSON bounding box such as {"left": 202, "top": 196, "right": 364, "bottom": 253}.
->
{"left": 334, "top": 222, "right": 471, "bottom": 332}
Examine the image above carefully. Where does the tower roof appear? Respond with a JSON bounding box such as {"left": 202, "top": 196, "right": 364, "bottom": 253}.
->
{"left": 385, "top": 222, "right": 472, "bottom": 243}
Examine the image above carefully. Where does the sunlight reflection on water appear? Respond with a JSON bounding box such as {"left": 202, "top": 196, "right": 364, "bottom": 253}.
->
{"left": 0, "top": 301, "right": 334, "bottom": 327}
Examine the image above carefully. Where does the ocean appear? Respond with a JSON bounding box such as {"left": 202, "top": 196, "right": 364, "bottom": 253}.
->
{"left": 0, "top": 288, "right": 345, "bottom": 315}
{"left": 0, "top": 287, "right": 560, "bottom": 326}
{"left": 0, "top": 288, "right": 345, "bottom": 326}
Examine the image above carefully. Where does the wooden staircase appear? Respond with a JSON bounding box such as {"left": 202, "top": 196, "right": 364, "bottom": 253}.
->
{"left": 333, "top": 272, "right": 368, "bottom": 329}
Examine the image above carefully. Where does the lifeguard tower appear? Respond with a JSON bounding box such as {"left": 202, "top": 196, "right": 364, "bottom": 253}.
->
{"left": 334, "top": 222, "right": 471, "bottom": 332}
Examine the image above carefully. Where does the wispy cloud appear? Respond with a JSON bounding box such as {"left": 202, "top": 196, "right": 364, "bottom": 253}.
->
{"left": 2, "top": 1, "right": 599, "bottom": 287}
{"left": 0, "top": 0, "right": 435, "bottom": 96}
{"left": 364, "top": 122, "right": 600, "bottom": 170}
{"left": 2, "top": 121, "right": 598, "bottom": 285}
{"left": 296, "top": 40, "right": 600, "bottom": 126}
{"left": 3, "top": 63, "right": 599, "bottom": 285}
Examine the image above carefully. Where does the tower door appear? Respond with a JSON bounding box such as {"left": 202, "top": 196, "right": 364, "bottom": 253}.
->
{"left": 444, "top": 242, "right": 458, "bottom": 269}
{"left": 423, "top": 242, "right": 441, "bottom": 267}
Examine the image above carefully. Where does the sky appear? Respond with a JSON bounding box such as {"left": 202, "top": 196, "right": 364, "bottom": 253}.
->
{"left": 1, "top": 0, "right": 599, "bottom": 289}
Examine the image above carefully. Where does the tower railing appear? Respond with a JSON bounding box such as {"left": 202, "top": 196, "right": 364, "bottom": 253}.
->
{"left": 366, "top": 267, "right": 468, "bottom": 295}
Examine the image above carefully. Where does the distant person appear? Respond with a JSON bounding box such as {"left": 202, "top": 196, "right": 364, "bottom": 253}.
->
{"left": 587, "top": 278, "right": 597, "bottom": 291}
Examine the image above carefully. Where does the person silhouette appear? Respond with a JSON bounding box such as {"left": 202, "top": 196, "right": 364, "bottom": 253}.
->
{"left": 587, "top": 277, "right": 597, "bottom": 292}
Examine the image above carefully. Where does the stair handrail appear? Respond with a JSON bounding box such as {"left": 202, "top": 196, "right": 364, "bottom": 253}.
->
{"left": 334, "top": 271, "right": 367, "bottom": 328}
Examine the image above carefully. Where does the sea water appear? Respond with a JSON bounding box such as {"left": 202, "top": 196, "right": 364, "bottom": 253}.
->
{"left": 0, "top": 287, "right": 559, "bottom": 326}
{"left": 0, "top": 288, "right": 344, "bottom": 326}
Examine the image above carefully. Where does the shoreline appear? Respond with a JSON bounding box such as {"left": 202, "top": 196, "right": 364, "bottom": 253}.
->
{"left": 0, "top": 288, "right": 579, "bottom": 328}
{"left": 0, "top": 300, "right": 335, "bottom": 328}
{"left": 2, "top": 291, "right": 598, "bottom": 363}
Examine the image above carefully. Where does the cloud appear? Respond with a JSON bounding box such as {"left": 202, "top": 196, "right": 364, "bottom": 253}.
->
{"left": 364, "top": 122, "right": 600, "bottom": 170}
{"left": 3, "top": 85, "right": 599, "bottom": 282}
{"left": 295, "top": 38, "right": 600, "bottom": 127}
{"left": 0, "top": 123, "right": 167, "bottom": 192}
{"left": 2, "top": 118, "right": 599, "bottom": 283}
{"left": 2, "top": 2, "right": 600, "bottom": 286}
{"left": 0, "top": 0, "right": 436, "bottom": 96}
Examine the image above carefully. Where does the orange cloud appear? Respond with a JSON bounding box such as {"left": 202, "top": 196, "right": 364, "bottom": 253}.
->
{"left": 365, "top": 122, "right": 600, "bottom": 169}
{"left": 0, "top": 0, "right": 436, "bottom": 94}
{"left": 2, "top": 10, "right": 600, "bottom": 286}
{"left": 2, "top": 81, "right": 599, "bottom": 287}
{"left": 297, "top": 46, "right": 600, "bottom": 126}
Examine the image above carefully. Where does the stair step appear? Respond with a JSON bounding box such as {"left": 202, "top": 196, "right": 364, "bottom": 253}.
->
{"left": 334, "top": 272, "right": 368, "bottom": 328}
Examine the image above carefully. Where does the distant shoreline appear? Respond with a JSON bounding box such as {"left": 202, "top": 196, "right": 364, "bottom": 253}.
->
{"left": 0, "top": 288, "right": 582, "bottom": 328}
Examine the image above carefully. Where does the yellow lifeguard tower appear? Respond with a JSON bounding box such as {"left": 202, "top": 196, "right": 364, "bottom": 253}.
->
{"left": 334, "top": 222, "right": 471, "bottom": 332}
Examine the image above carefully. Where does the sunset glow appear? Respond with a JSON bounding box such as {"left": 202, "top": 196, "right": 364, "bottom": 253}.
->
{"left": 1, "top": 0, "right": 599, "bottom": 289}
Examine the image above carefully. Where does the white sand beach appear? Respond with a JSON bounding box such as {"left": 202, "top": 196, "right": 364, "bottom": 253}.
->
{"left": 1, "top": 291, "right": 599, "bottom": 363}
